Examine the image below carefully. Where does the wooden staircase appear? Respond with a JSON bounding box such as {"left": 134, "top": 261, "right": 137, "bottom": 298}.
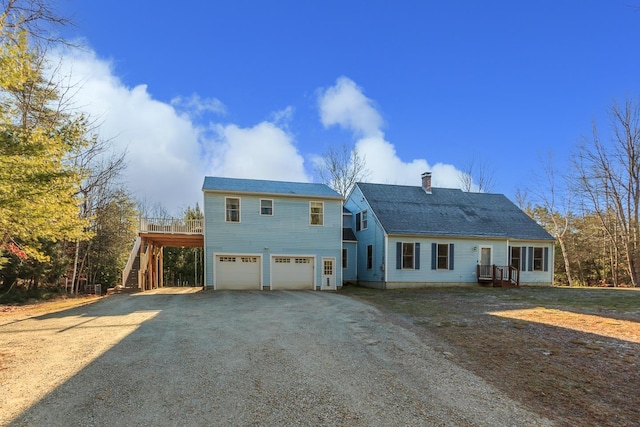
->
{"left": 477, "top": 264, "right": 520, "bottom": 287}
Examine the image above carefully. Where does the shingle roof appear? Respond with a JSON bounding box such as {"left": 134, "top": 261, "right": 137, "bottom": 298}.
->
{"left": 343, "top": 228, "right": 357, "bottom": 241}
{"left": 357, "top": 183, "right": 554, "bottom": 241}
{"left": 203, "top": 177, "right": 342, "bottom": 199}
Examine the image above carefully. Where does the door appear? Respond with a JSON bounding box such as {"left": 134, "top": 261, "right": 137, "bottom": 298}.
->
{"left": 479, "top": 246, "right": 492, "bottom": 279}
{"left": 215, "top": 255, "right": 261, "bottom": 290}
{"left": 322, "top": 258, "right": 336, "bottom": 290}
{"left": 271, "top": 256, "right": 314, "bottom": 290}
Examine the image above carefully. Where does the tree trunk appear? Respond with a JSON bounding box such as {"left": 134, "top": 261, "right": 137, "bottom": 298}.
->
{"left": 558, "top": 237, "right": 573, "bottom": 286}
{"left": 70, "top": 240, "right": 80, "bottom": 294}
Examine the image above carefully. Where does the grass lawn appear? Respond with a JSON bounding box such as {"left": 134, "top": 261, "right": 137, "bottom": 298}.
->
{"left": 344, "top": 286, "right": 640, "bottom": 427}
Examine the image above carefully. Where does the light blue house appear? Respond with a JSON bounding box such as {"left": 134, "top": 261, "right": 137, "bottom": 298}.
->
{"left": 202, "top": 177, "right": 343, "bottom": 290}
{"left": 344, "top": 173, "right": 555, "bottom": 289}
{"left": 342, "top": 207, "right": 358, "bottom": 285}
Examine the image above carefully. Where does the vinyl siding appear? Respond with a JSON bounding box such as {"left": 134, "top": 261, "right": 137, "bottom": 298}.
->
{"left": 342, "top": 241, "right": 357, "bottom": 283}
{"left": 385, "top": 237, "right": 554, "bottom": 287}
{"left": 345, "top": 186, "right": 385, "bottom": 285}
{"left": 204, "top": 192, "right": 342, "bottom": 288}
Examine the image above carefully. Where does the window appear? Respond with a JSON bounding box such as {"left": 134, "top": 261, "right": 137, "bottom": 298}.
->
{"left": 323, "top": 259, "right": 333, "bottom": 275}
{"left": 510, "top": 247, "right": 521, "bottom": 269}
{"left": 396, "top": 242, "right": 421, "bottom": 269}
{"left": 342, "top": 248, "right": 348, "bottom": 269}
{"left": 356, "top": 210, "right": 368, "bottom": 231}
{"left": 437, "top": 243, "right": 449, "bottom": 269}
{"left": 225, "top": 197, "right": 240, "bottom": 222}
{"left": 241, "top": 257, "right": 257, "bottom": 263}
{"left": 295, "top": 258, "right": 310, "bottom": 264}
{"left": 533, "top": 247, "right": 543, "bottom": 271}
{"left": 431, "top": 243, "right": 454, "bottom": 270}
{"left": 260, "top": 199, "right": 273, "bottom": 216}
{"left": 402, "top": 242, "right": 415, "bottom": 269}
{"left": 310, "top": 201, "right": 324, "bottom": 225}
{"left": 525, "top": 246, "right": 549, "bottom": 272}
{"left": 275, "top": 257, "right": 291, "bottom": 263}
{"left": 366, "top": 245, "right": 373, "bottom": 270}
{"left": 219, "top": 256, "right": 236, "bottom": 262}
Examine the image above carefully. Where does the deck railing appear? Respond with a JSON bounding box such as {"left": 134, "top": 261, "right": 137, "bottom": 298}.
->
{"left": 477, "top": 264, "right": 520, "bottom": 286}
{"left": 139, "top": 217, "right": 203, "bottom": 234}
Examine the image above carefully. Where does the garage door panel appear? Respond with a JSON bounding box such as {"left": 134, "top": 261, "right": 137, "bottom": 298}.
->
{"left": 216, "top": 255, "right": 260, "bottom": 290}
{"left": 271, "top": 257, "right": 313, "bottom": 290}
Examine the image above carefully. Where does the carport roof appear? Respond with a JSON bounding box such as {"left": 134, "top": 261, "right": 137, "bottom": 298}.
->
{"left": 202, "top": 176, "right": 342, "bottom": 199}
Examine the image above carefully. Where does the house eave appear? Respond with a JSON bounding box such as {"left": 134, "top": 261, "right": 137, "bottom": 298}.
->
{"left": 202, "top": 188, "right": 343, "bottom": 201}
{"left": 386, "top": 232, "right": 555, "bottom": 243}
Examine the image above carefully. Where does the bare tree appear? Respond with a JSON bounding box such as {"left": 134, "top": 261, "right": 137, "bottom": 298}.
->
{"left": 513, "top": 187, "right": 530, "bottom": 210}
{"left": 316, "top": 144, "right": 369, "bottom": 197}
{"left": 458, "top": 155, "right": 495, "bottom": 193}
{"left": 1, "top": 0, "right": 72, "bottom": 45}
{"left": 572, "top": 98, "right": 640, "bottom": 287}
{"left": 532, "top": 152, "right": 574, "bottom": 286}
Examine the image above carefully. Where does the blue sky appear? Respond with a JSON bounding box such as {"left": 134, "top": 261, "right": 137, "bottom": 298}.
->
{"left": 54, "top": 1, "right": 640, "bottom": 213}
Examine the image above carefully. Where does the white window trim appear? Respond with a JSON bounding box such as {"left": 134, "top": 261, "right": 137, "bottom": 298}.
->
{"left": 533, "top": 247, "right": 544, "bottom": 271}
{"left": 225, "top": 197, "right": 241, "bottom": 223}
{"left": 402, "top": 242, "right": 415, "bottom": 270}
{"left": 437, "top": 243, "right": 450, "bottom": 270}
{"left": 309, "top": 201, "right": 324, "bottom": 226}
{"left": 260, "top": 199, "right": 274, "bottom": 216}
{"left": 361, "top": 210, "right": 368, "bottom": 230}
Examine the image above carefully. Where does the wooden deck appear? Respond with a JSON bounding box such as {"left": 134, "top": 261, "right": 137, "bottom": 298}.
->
{"left": 477, "top": 264, "right": 520, "bottom": 287}
{"left": 122, "top": 218, "right": 204, "bottom": 291}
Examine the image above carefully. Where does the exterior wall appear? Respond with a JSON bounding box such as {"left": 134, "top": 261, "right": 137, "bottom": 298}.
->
{"left": 342, "top": 241, "right": 357, "bottom": 284}
{"left": 384, "top": 236, "right": 554, "bottom": 288}
{"left": 512, "top": 241, "right": 555, "bottom": 286}
{"left": 345, "top": 186, "right": 386, "bottom": 287}
{"left": 204, "top": 192, "right": 342, "bottom": 289}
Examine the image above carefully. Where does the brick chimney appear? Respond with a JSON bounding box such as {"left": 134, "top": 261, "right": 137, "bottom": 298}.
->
{"left": 421, "top": 172, "right": 432, "bottom": 194}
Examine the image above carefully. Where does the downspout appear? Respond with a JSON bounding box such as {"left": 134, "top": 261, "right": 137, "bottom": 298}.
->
{"left": 506, "top": 239, "right": 510, "bottom": 265}
{"left": 384, "top": 234, "right": 389, "bottom": 290}
{"left": 202, "top": 191, "right": 208, "bottom": 290}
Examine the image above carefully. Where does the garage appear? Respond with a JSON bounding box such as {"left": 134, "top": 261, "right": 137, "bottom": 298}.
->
{"left": 271, "top": 256, "right": 314, "bottom": 290}
{"left": 215, "top": 255, "right": 261, "bottom": 290}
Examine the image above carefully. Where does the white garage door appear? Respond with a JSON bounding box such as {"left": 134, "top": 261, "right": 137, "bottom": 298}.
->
{"left": 271, "top": 257, "right": 314, "bottom": 290}
{"left": 215, "top": 255, "right": 260, "bottom": 290}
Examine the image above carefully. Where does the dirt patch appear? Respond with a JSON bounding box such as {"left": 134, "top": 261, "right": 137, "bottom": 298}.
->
{"left": 0, "top": 295, "right": 102, "bottom": 321}
{"left": 1, "top": 289, "right": 551, "bottom": 426}
{"left": 344, "top": 286, "right": 640, "bottom": 427}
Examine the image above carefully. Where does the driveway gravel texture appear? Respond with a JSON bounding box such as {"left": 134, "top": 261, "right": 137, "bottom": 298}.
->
{"left": 1, "top": 288, "right": 554, "bottom": 426}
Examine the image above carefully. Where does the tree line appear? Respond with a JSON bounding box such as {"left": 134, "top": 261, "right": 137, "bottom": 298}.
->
{"left": 0, "top": 0, "right": 206, "bottom": 299}
{"left": 0, "top": 0, "right": 140, "bottom": 299}
{"left": 524, "top": 99, "right": 640, "bottom": 287}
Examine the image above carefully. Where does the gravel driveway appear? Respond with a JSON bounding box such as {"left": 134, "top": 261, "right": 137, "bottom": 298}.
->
{"left": 1, "top": 289, "right": 553, "bottom": 426}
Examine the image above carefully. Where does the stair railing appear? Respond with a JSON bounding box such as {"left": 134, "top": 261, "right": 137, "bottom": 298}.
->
{"left": 121, "top": 236, "right": 141, "bottom": 287}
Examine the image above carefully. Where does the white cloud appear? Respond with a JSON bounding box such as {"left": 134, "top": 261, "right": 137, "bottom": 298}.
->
{"left": 205, "top": 121, "right": 309, "bottom": 182}
{"left": 171, "top": 93, "right": 227, "bottom": 117}
{"left": 52, "top": 46, "right": 309, "bottom": 214}
{"left": 318, "top": 76, "right": 464, "bottom": 189}
{"left": 318, "top": 76, "right": 384, "bottom": 139}
{"left": 52, "top": 48, "right": 204, "bottom": 214}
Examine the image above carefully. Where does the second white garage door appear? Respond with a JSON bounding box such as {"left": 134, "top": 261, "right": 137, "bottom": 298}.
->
{"left": 215, "top": 255, "right": 260, "bottom": 290}
{"left": 271, "top": 256, "right": 314, "bottom": 290}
